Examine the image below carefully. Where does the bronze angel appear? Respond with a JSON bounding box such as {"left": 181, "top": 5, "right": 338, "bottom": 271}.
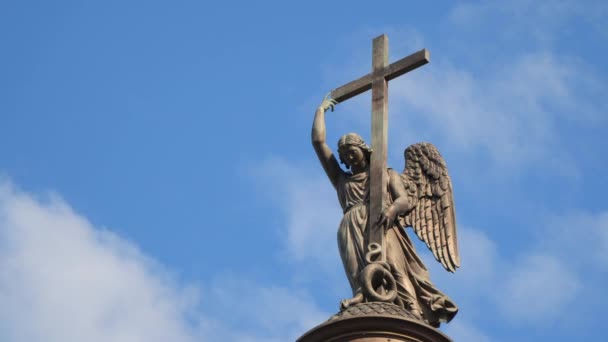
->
{"left": 311, "top": 97, "right": 459, "bottom": 327}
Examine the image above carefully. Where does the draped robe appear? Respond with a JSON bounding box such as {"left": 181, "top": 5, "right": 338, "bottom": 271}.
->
{"left": 336, "top": 170, "right": 458, "bottom": 327}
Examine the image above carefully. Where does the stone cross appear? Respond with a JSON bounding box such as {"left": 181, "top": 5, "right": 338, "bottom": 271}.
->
{"left": 330, "top": 34, "right": 429, "bottom": 262}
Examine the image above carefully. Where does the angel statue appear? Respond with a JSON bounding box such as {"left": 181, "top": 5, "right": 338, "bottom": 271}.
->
{"left": 311, "top": 96, "right": 459, "bottom": 327}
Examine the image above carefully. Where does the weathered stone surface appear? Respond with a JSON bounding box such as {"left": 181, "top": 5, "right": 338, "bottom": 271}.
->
{"left": 328, "top": 302, "right": 419, "bottom": 321}
{"left": 297, "top": 303, "right": 452, "bottom": 342}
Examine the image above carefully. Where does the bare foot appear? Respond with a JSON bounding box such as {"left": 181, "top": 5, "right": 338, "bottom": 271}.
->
{"left": 340, "top": 293, "right": 364, "bottom": 310}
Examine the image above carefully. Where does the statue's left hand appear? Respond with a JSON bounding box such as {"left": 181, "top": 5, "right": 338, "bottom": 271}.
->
{"left": 377, "top": 206, "right": 397, "bottom": 230}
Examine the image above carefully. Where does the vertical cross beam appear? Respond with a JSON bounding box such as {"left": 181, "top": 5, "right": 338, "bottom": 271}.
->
{"left": 369, "top": 35, "right": 389, "bottom": 262}
{"left": 329, "top": 34, "right": 430, "bottom": 264}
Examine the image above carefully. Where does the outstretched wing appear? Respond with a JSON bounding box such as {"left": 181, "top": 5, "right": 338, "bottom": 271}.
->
{"left": 401, "top": 142, "right": 460, "bottom": 272}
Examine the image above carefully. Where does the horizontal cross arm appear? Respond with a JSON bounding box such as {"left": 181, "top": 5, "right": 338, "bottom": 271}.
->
{"left": 329, "top": 49, "right": 429, "bottom": 104}
{"left": 384, "top": 49, "right": 430, "bottom": 82}
{"left": 330, "top": 73, "right": 373, "bottom": 104}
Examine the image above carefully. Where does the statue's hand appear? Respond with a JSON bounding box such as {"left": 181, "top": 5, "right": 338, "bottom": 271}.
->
{"left": 377, "top": 206, "right": 397, "bottom": 231}
{"left": 318, "top": 93, "right": 338, "bottom": 112}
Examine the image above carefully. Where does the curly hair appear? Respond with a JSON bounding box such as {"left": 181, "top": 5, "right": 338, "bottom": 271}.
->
{"left": 337, "top": 133, "right": 372, "bottom": 168}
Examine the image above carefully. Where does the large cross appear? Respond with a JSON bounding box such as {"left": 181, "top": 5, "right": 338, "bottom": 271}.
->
{"left": 330, "top": 34, "right": 429, "bottom": 262}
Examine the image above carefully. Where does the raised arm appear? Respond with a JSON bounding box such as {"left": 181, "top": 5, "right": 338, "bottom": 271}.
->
{"left": 312, "top": 96, "right": 343, "bottom": 189}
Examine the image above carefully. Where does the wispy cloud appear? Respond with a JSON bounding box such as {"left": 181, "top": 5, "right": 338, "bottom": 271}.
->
{"left": 252, "top": 156, "right": 357, "bottom": 304}
{"left": 0, "top": 181, "right": 200, "bottom": 342}
{"left": 500, "top": 253, "right": 581, "bottom": 322}
{"left": 205, "top": 275, "right": 328, "bottom": 341}
{"left": 427, "top": 209, "right": 607, "bottom": 337}
{"left": 254, "top": 154, "right": 608, "bottom": 335}
{"left": 253, "top": 157, "right": 342, "bottom": 268}
{"left": 541, "top": 211, "right": 608, "bottom": 271}
{"left": 0, "top": 180, "right": 326, "bottom": 342}
{"left": 443, "top": 320, "right": 494, "bottom": 342}
{"left": 449, "top": 0, "right": 608, "bottom": 43}
{"left": 389, "top": 51, "right": 605, "bottom": 176}
{"left": 317, "top": 16, "right": 606, "bottom": 182}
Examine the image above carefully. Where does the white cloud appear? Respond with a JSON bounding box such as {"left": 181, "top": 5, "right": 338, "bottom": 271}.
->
{"left": 430, "top": 217, "right": 604, "bottom": 329}
{"left": 499, "top": 253, "right": 581, "bottom": 322}
{"left": 254, "top": 157, "right": 343, "bottom": 269}
{"left": 254, "top": 154, "right": 605, "bottom": 329}
{"left": 254, "top": 154, "right": 588, "bottom": 326}
{"left": 254, "top": 156, "right": 608, "bottom": 342}
{"left": 205, "top": 275, "right": 328, "bottom": 341}
{"left": 316, "top": 21, "right": 606, "bottom": 183}
{"left": 543, "top": 211, "right": 608, "bottom": 270}
{"left": 0, "top": 181, "right": 199, "bottom": 342}
{"left": 389, "top": 51, "right": 604, "bottom": 174}
{"left": 443, "top": 320, "right": 494, "bottom": 342}
{"left": 449, "top": 1, "right": 608, "bottom": 43}
{"left": 435, "top": 227, "right": 498, "bottom": 293}
{"left": 0, "top": 180, "right": 327, "bottom": 342}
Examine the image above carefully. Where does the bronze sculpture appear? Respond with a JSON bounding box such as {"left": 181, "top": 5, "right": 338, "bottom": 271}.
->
{"left": 310, "top": 35, "right": 460, "bottom": 329}
{"left": 312, "top": 100, "right": 459, "bottom": 327}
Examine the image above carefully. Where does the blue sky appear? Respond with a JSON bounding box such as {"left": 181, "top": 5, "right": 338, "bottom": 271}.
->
{"left": 1, "top": 1, "right": 607, "bottom": 341}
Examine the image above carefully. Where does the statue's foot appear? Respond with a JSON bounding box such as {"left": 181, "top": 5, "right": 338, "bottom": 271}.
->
{"left": 340, "top": 293, "right": 364, "bottom": 310}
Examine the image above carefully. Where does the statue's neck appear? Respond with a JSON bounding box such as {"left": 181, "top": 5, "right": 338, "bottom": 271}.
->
{"left": 350, "top": 164, "right": 369, "bottom": 175}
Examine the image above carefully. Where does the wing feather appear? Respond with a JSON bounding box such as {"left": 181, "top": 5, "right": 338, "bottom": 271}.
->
{"left": 410, "top": 201, "right": 420, "bottom": 240}
{"left": 446, "top": 184, "right": 460, "bottom": 268}
{"left": 435, "top": 197, "right": 454, "bottom": 272}
{"left": 425, "top": 199, "right": 439, "bottom": 262}
{"left": 421, "top": 199, "right": 431, "bottom": 249}
{"left": 417, "top": 203, "right": 428, "bottom": 247}
{"left": 400, "top": 142, "right": 460, "bottom": 272}
{"left": 431, "top": 199, "right": 447, "bottom": 269}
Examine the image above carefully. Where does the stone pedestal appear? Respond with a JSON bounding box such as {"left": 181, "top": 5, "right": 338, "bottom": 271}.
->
{"left": 297, "top": 302, "right": 451, "bottom": 342}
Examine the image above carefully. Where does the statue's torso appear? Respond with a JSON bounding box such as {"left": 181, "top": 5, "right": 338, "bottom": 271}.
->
{"left": 337, "top": 171, "right": 369, "bottom": 213}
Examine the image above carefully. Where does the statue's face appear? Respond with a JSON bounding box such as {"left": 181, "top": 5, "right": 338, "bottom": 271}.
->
{"left": 340, "top": 145, "right": 367, "bottom": 169}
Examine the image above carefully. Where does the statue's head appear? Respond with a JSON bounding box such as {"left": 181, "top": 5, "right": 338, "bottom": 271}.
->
{"left": 337, "top": 133, "right": 372, "bottom": 170}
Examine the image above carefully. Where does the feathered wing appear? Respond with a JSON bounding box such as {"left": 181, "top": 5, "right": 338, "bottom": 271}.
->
{"left": 400, "top": 142, "right": 460, "bottom": 272}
